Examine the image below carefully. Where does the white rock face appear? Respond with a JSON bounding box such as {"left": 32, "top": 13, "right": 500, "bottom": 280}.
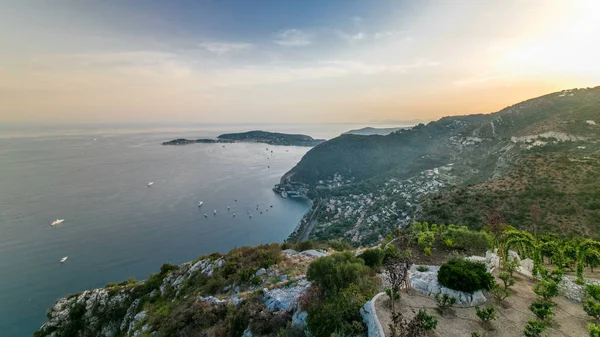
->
{"left": 518, "top": 258, "right": 534, "bottom": 277}
{"left": 263, "top": 280, "right": 311, "bottom": 312}
{"left": 300, "top": 249, "right": 328, "bottom": 258}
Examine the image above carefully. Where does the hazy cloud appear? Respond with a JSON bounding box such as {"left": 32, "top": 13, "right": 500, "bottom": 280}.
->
{"left": 199, "top": 42, "right": 253, "bottom": 55}
{"left": 274, "top": 29, "right": 312, "bottom": 46}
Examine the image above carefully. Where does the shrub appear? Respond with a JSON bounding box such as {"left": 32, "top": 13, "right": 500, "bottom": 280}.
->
{"left": 415, "top": 309, "right": 438, "bottom": 331}
{"left": 475, "top": 306, "right": 498, "bottom": 323}
{"left": 359, "top": 249, "right": 385, "bottom": 269}
{"left": 443, "top": 227, "right": 491, "bottom": 251}
{"left": 584, "top": 284, "right": 600, "bottom": 321}
{"left": 296, "top": 240, "right": 314, "bottom": 251}
{"left": 499, "top": 271, "right": 516, "bottom": 289}
{"left": 327, "top": 240, "right": 353, "bottom": 251}
{"left": 524, "top": 319, "right": 547, "bottom": 337}
{"left": 533, "top": 279, "right": 559, "bottom": 301}
{"left": 424, "top": 247, "right": 432, "bottom": 256}
{"left": 471, "top": 333, "right": 482, "bottom": 337}
{"left": 417, "top": 231, "right": 435, "bottom": 251}
{"left": 307, "top": 252, "right": 370, "bottom": 295}
{"left": 529, "top": 299, "right": 554, "bottom": 322}
{"left": 434, "top": 293, "right": 456, "bottom": 315}
{"left": 590, "top": 323, "right": 600, "bottom": 337}
{"left": 306, "top": 284, "right": 368, "bottom": 337}
{"left": 416, "top": 265, "right": 429, "bottom": 272}
{"left": 438, "top": 258, "right": 494, "bottom": 293}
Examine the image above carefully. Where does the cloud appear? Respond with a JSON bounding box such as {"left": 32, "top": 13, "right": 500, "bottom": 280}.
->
{"left": 337, "top": 30, "right": 367, "bottom": 43}
{"left": 199, "top": 42, "right": 253, "bottom": 55}
{"left": 454, "top": 72, "right": 513, "bottom": 86}
{"left": 274, "top": 29, "right": 312, "bottom": 46}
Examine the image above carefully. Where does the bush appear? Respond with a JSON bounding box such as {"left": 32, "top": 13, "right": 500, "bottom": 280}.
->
{"left": 307, "top": 252, "right": 370, "bottom": 295}
{"left": 584, "top": 284, "right": 600, "bottom": 321}
{"left": 359, "top": 249, "right": 385, "bottom": 269}
{"left": 434, "top": 293, "right": 456, "bottom": 315}
{"left": 529, "top": 299, "right": 554, "bottom": 322}
{"left": 415, "top": 309, "right": 438, "bottom": 331}
{"left": 490, "top": 282, "right": 510, "bottom": 302}
{"left": 475, "top": 306, "right": 498, "bottom": 322}
{"left": 306, "top": 284, "right": 368, "bottom": 337}
{"left": 296, "top": 240, "right": 314, "bottom": 252}
{"left": 502, "top": 256, "right": 520, "bottom": 277}
{"left": 327, "top": 240, "right": 353, "bottom": 251}
{"left": 438, "top": 259, "right": 494, "bottom": 293}
{"left": 416, "top": 265, "right": 429, "bottom": 272}
{"left": 533, "top": 279, "right": 558, "bottom": 301}
{"left": 590, "top": 323, "right": 600, "bottom": 337}
{"left": 524, "top": 319, "right": 547, "bottom": 337}
{"left": 443, "top": 227, "right": 491, "bottom": 251}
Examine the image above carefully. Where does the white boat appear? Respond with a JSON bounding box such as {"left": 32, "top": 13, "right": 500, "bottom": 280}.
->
{"left": 213, "top": 210, "right": 217, "bottom": 214}
{"left": 233, "top": 213, "right": 236, "bottom": 217}
{"left": 60, "top": 257, "right": 68, "bottom": 263}
{"left": 204, "top": 214, "right": 208, "bottom": 217}
{"left": 51, "top": 219, "right": 65, "bottom": 226}
{"left": 198, "top": 201, "right": 203, "bottom": 207}
{"left": 147, "top": 182, "right": 154, "bottom": 187}
{"left": 227, "top": 206, "right": 230, "bottom": 210}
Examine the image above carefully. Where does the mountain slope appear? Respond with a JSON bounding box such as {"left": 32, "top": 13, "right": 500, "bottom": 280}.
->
{"left": 281, "top": 86, "right": 600, "bottom": 242}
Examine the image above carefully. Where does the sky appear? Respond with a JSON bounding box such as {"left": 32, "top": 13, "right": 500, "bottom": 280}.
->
{"left": 1, "top": 0, "right": 599, "bottom": 124}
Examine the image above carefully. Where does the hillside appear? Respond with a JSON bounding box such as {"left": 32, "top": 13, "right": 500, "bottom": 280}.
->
{"left": 342, "top": 126, "right": 406, "bottom": 136}
{"left": 281, "top": 87, "right": 600, "bottom": 243}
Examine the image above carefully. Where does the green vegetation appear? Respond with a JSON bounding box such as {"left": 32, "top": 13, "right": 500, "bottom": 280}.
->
{"left": 491, "top": 272, "right": 516, "bottom": 302}
{"left": 584, "top": 285, "right": 600, "bottom": 321}
{"left": 533, "top": 279, "right": 559, "bottom": 302}
{"left": 524, "top": 319, "right": 548, "bottom": 337}
{"left": 437, "top": 258, "right": 494, "bottom": 293}
{"left": 358, "top": 248, "right": 385, "bottom": 269}
{"left": 305, "top": 253, "right": 378, "bottom": 337}
{"left": 434, "top": 293, "right": 456, "bottom": 316}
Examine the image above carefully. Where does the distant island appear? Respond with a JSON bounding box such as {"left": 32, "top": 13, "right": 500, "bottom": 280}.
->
{"left": 342, "top": 126, "right": 406, "bottom": 136}
{"left": 162, "top": 130, "right": 326, "bottom": 147}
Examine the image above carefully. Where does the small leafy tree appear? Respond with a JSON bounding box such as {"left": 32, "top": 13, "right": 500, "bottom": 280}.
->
{"left": 475, "top": 306, "right": 498, "bottom": 322}
{"left": 434, "top": 293, "right": 456, "bottom": 316}
{"left": 359, "top": 249, "right": 385, "bottom": 269}
{"left": 533, "top": 279, "right": 559, "bottom": 301}
{"left": 502, "top": 257, "right": 520, "bottom": 278}
{"left": 475, "top": 306, "right": 497, "bottom": 330}
{"left": 584, "top": 284, "right": 600, "bottom": 322}
{"left": 524, "top": 319, "right": 547, "bottom": 337}
{"left": 384, "top": 257, "right": 412, "bottom": 316}
{"left": 529, "top": 299, "right": 554, "bottom": 323}
{"left": 490, "top": 282, "right": 510, "bottom": 303}
{"left": 499, "top": 272, "right": 516, "bottom": 289}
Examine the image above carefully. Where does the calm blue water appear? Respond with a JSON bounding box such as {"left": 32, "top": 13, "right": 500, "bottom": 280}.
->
{"left": 0, "top": 128, "right": 323, "bottom": 336}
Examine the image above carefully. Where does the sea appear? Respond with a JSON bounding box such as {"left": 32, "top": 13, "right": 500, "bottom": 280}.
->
{"left": 0, "top": 122, "right": 408, "bottom": 336}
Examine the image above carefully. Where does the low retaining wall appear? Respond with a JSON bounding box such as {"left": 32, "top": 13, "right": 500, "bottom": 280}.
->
{"left": 361, "top": 292, "right": 386, "bottom": 337}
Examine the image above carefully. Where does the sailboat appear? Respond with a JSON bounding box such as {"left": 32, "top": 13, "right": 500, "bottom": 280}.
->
{"left": 198, "top": 201, "right": 203, "bottom": 207}
{"left": 60, "top": 257, "right": 68, "bottom": 263}
{"left": 147, "top": 182, "right": 154, "bottom": 187}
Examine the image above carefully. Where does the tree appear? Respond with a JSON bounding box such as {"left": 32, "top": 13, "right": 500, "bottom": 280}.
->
{"left": 576, "top": 240, "right": 600, "bottom": 283}
{"left": 529, "top": 299, "right": 554, "bottom": 323}
{"left": 384, "top": 257, "right": 412, "bottom": 316}
{"left": 475, "top": 306, "right": 497, "bottom": 330}
{"left": 434, "top": 293, "right": 456, "bottom": 316}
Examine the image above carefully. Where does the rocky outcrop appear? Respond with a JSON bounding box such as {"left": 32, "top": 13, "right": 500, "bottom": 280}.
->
{"left": 361, "top": 292, "right": 386, "bottom": 337}
{"left": 35, "top": 258, "right": 223, "bottom": 337}
{"left": 263, "top": 279, "right": 311, "bottom": 312}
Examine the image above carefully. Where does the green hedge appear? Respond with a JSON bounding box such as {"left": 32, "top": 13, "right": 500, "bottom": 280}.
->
{"left": 437, "top": 258, "right": 493, "bottom": 293}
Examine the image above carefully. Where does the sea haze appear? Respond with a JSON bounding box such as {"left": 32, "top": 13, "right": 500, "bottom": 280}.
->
{"left": 0, "top": 129, "right": 312, "bottom": 336}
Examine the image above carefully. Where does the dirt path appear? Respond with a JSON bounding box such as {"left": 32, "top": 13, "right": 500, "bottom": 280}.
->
{"left": 375, "top": 274, "right": 589, "bottom": 336}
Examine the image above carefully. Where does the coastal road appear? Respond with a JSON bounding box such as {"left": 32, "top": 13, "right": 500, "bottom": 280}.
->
{"left": 296, "top": 200, "right": 324, "bottom": 242}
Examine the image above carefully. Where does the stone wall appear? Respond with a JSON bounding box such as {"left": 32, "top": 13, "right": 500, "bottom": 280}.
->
{"left": 361, "top": 292, "right": 386, "bottom": 337}
{"left": 558, "top": 275, "right": 600, "bottom": 302}
{"left": 408, "top": 265, "right": 487, "bottom": 306}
